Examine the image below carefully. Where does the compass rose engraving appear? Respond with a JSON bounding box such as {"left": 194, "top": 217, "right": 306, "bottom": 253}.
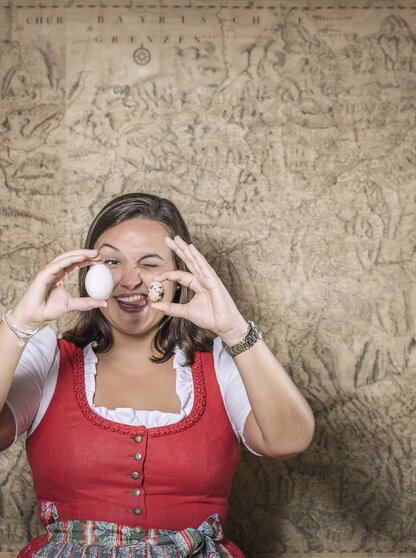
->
{"left": 133, "top": 44, "right": 151, "bottom": 65}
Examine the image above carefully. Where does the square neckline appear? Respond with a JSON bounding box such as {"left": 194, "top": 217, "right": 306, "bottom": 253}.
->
{"left": 68, "top": 339, "right": 208, "bottom": 438}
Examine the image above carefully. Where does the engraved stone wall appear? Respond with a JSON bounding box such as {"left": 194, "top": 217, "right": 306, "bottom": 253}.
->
{"left": 0, "top": 1, "right": 416, "bottom": 556}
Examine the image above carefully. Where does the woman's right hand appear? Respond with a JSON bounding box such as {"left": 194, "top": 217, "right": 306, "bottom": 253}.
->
{"left": 10, "top": 249, "right": 108, "bottom": 330}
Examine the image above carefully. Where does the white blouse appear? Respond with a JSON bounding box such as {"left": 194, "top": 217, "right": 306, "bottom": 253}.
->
{"left": 6, "top": 326, "right": 259, "bottom": 454}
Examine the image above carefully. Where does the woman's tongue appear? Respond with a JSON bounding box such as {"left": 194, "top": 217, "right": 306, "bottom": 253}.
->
{"left": 117, "top": 296, "right": 147, "bottom": 310}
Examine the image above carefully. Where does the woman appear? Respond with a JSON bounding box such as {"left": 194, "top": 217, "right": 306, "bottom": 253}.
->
{"left": 0, "top": 193, "right": 314, "bottom": 557}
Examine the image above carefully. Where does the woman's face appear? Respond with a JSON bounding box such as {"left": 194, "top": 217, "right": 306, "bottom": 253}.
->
{"left": 94, "top": 218, "right": 176, "bottom": 339}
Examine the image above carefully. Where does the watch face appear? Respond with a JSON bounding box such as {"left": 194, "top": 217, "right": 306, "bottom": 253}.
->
{"left": 248, "top": 321, "right": 261, "bottom": 337}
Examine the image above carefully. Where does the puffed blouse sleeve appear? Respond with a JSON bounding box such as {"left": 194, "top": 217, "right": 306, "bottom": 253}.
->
{"left": 212, "top": 336, "right": 262, "bottom": 456}
{"left": 5, "top": 326, "right": 58, "bottom": 441}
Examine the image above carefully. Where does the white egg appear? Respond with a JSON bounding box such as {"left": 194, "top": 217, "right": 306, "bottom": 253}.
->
{"left": 85, "top": 264, "right": 114, "bottom": 300}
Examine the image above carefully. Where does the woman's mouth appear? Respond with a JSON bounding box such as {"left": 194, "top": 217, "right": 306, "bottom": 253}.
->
{"left": 115, "top": 294, "right": 148, "bottom": 313}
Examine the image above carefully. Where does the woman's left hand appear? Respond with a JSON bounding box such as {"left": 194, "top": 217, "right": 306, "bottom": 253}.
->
{"left": 151, "top": 236, "right": 248, "bottom": 345}
{"left": 153, "top": 237, "right": 316, "bottom": 460}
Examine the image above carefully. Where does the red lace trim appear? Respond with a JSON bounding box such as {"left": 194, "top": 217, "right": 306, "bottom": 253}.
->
{"left": 62, "top": 339, "right": 207, "bottom": 438}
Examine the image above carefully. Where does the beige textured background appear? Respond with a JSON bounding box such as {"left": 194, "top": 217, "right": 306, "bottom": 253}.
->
{"left": 1, "top": 0, "right": 416, "bottom": 556}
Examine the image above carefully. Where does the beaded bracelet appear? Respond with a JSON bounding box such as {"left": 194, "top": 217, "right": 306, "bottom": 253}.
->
{"left": 2, "top": 310, "right": 40, "bottom": 347}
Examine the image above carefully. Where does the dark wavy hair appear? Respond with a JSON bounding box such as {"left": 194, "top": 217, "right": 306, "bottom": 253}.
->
{"left": 62, "top": 193, "right": 214, "bottom": 364}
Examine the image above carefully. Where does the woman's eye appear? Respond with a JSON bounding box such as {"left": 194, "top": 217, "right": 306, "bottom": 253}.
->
{"left": 104, "top": 259, "right": 120, "bottom": 266}
{"left": 142, "top": 264, "right": 159, "bottom": 268}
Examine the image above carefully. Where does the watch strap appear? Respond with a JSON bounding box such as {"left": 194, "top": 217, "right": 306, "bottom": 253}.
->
{"left": 222, "top": 321, "right": 262, "bottom": 358}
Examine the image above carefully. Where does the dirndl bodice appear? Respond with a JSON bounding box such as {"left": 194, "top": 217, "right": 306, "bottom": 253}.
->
{"left": 20, "top": 339, "right": 242, "bottom": 556}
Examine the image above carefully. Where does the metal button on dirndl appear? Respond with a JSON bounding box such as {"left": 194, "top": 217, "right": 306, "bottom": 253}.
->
{"left": 134, "top": 453, "right": 142, "bottom": 461}
{"left": 134, "top": 526, "right": 144, "bottom": 534}
{"left": 131, "top": 472, "right": 140, "bottom": 480}
{"left": 133, "top": 489, "right": 141, "bottom": 497}
{"left": 133, "top": 507, "right": 142, "bottom": 516}
{"left": 134, "top": 435, "right": 142, "bottom": 443}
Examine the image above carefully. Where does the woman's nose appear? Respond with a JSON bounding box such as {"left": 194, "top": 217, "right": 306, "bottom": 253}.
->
{"left": 120, "top": 266, "right": 143, "bottom": 290}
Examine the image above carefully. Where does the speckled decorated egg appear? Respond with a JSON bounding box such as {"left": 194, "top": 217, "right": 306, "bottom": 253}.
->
{"left": 148, "top": 281, "right": 164, "bottom": 302}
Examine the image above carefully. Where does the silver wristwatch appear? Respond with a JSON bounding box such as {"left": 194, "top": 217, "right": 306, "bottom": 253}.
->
{"left": 222, "top": 321, "right": 263, "bottom": 358}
